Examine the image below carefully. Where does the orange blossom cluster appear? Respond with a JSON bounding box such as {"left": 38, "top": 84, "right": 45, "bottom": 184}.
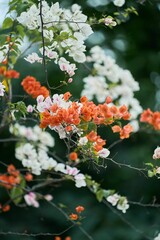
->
{"left": 21, "top": 76, "right": 49, "bottom": 98}
{"left": 140, "top": 108, "right": 160, "bottom": 130}
{"left": 40, "top": 94, "right": 133, "bottom": 139}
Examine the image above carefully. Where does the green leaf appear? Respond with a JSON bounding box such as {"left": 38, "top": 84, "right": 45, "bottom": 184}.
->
{"left": 2, "top": 17, "right": 13, "bottom": 29}
{"left": 96, "top": 189, "right": 104, "bottom": 202}
{"left": 148, "top": 170, "right": 154, "bottom": 178}
{"left": 10, "top": 176, "right": 26, "bottom": 204}
{"left": 16, "top": 25, "right": 25, "bottom": 38}
{"left": 145, "top": 162, "right": 154, "bottom": 168}
{"left": 103, "top": 190, "right": 115, "bottom": 198}
{"left": 87, "top": 122, "right": 97, "bottom": 133}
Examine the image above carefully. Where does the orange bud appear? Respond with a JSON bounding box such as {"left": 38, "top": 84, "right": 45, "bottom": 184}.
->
{"left": 105, "top": 96, "right": 112, "bottom": 104}
{"left": 75, "top": 205, "right": 85, "bottom": 213}
{"left": 65, "top": 125, "right": 72, "bottom": 132}
{"left": 25, "top": 173, "right": 33, "bottom": 181}
{"left": 65, "top": 237, "right": 71, "bottom": 240}
{"left": 80, "top": 96, "right": 88, "bottom": 103}
{"left": 64, "top": 92, "right": 72, "bottom": 101}
{"left": 69, "top": 213, "right": 78, "bottom": 221}
{"left": 69, "top": 152, "right": 78, "bottom": 161}
{"left": 55, "top": 237, "right": 61, "bottom": 240}
{"left": 2, "top": 204, "right": 10, "bottom": 212}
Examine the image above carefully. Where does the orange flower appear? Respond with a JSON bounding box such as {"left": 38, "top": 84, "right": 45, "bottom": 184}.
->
{"left": 87, "top": 131, "right": 97, "bottom": 142}
{"left": 140, "top": 108, "right": 153, "bottom": 124}
{"left": 69, "top": 213, "right": 78, "bottom": 220}
{"left": 64, "top": 92, "right": 72, "bottom": 101}
{"left": 105, "top": 96, "right": 112, "bottom": 104}
{"left": 2, "top": 204, "right": 10, "bottom": 212}
{"left": 25, "top": 173, "right": 33, "bottom": 181}
{"left": 112, "top": 125, "right": 121, "bottom": 133}
{"left": 65, "top": 237, "right": 71, "bottom": 240}
{"left": 0, "top": 165, "right": 20, "bottom": 189}
{"left": 4, "top": 69, "right": 20, "bottom": 78}
{"left": 65, "top": 125, "right": 72, "bottom": 132}
{"left": 0, "top": 66, "right": 6, "bottom": 75}
{"left": 75, "top": 205, "right": 85, "bottom": 213}
{"left": 69, "top": 152, "right": 78, "bottom": 161}
{"left": 54, "top": 237, "right": 61, "bottom": 240}
{"left": 21, "top": 76, "right": 49, "bottom": 98}
{"left": 112, "top": 124, "right": 133, "bottom": 139}
{"left": 119, "top": 124, "right": 133, "bottom": 139}
{"left": 80, "top": 96, "right": 88, "bottom": 103}
{"left": 140, "top": 109, "right": 160, "bottom": 130}
{"left": 7, "top": 164, "right": 19, "bottom": 177}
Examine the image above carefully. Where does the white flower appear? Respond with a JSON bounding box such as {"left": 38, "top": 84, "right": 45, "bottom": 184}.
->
{"left": 66, "top": 166, "right": 79, "bottom": 176}
{"left": 0, "top": 82, "right": 5, "bottom": 96}
{"left": 43, "top": 29, "right": 54, "bottom": 41}
{"left": 104, "top": 17, "right": 117, "bottom": 26}
{"left": 44, "top": 194, "right": 53, "bottom": 201}
{"left": 113, "top": 0, "right": 125, "bottom": 7}
{"left": 107, "top": 194, "right": 120, "bottom": 206}
{"left": 78, "top": 136, "right": 88, "bottom": 146}
{"left": 58, "top": 57, "right": 77, "bottom": 76}
{"left": 54, "top": 163, "right": 66, "bottom": 173}
{"left": 24, "top": 52, "right": 42, "bottom": 64}
{"left": 117, "top": 197, "right": 129, "bottom": 213}
{"left": 153, "top": 146, "right": 160, "bottom": 160}
{"left": 0, "top": 51, "right": 5, "bottom": 62}
{"left": 98, "top": 148, "right": 110, "bottom": 158}
{"left": 39, "top": 131, "right": 55, "bottom": 147}
{"left": 154, "top": 233, "right": 160, "bottom": 240}
{"left": 27, "top": 105, "right": 34, "bottom": 113}
{"left": 156, "top": 167, "right": 160, "bottom": 174}
{"left": 16, "top": 143, "right": 37, "bottom": 161}
{"left": 24, "top": 192, "right": 39, "bottom": 208}
{"left": 74, "top": 173, "right": 86, "bottom": 188}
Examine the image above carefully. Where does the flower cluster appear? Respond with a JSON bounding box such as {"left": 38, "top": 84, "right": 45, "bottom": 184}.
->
{"left": 81, "top": 46, "right": 143, "bottom": 131}
{"left": 37, "top": 92, "right": 133, "bottom": 140}
{"left": 77, "top": 131, "right": 110, "bottom": 161}
{"left": 15, "top": 142, "right": 86, "bottom": 188}
{"left": 69, "top": 205, "right": 85, "bottom": 221}
{"left": 140, "top": 108, "right": 160, "bottom": 130}
{"left": 10, "top": 123, "right": 86, "bottom": 187}
{"left": 0, "top": 66, "right": 20, "bottom": 79}
{"left": 107, "top": 193, "right": 129, "bottom": 213}
{"left": 153, "top": 146, "right": 160, "bottom": 160}
{"left": 0, "top": 164, "right": 20, "bottom": 189}
{"left": 17, "top": 1, "right": 93, "bottom": 78}
{"left": 10, "top": 123, "right": 55, "bottom": 150}
{"left": 21, "top": 76, "right": 49, "bottom": 98}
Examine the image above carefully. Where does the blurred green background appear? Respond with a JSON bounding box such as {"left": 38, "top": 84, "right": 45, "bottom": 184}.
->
{"left": 0, "top": 0, "right": 160, "bottom": 240}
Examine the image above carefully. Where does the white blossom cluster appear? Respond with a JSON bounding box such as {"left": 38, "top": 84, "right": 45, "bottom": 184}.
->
{"left": 10, "top": 123, "right": 55, "bottom": 151}
{"left": 81, "top": 46, "right": 143, "bottom": 131}
{"left": 15, "top": 142, "right": 86, "bottom": 188}
{"left": 17, "top": 1, "right": 93, "bottom": 77}
{"left": 107, "top": 193, "right": 129, "bottom": 213}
